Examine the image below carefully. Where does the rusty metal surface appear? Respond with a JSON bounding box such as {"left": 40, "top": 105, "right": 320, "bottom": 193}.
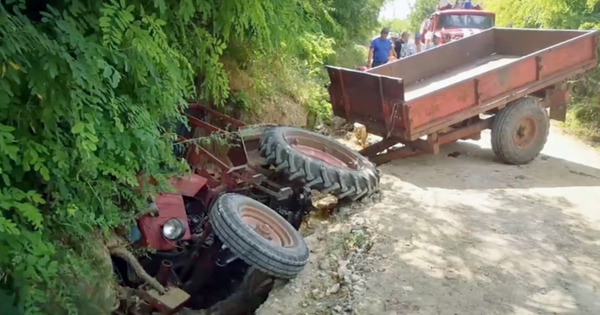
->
{"left": 437, "top": 118, "right": 492, "bottom": 145}
{"left": 546, "top": 83, "right": 569, "bottom": 121}
{"left": 513, "top": 117, "right": 538, "bottom": 149}
{"left": 180, "top": 106, "right": 295, "bottom": 202}
{"left": 186, "top": 114, "right": 225, "bottom": 134}
{"left": 369, "top": 30, "right": 496, "bottom": 84}
{"left": 327, "top": 67, "right": 405, "bottom": 137}
{"left": 169, "top": 174, "right": 208, "bottom": 197}
{"left": 494, "top": 29, "right": 587, "bottom": 57}
{"left": 326, "top": 27, "right": 598, "bottom": 143}
{"left": 404, "top": 55, "right": 519, "bottom": 101}
{"left": 405, "top": 29, "right": 598, "bottom": 140}
{"left": 156, "top": 260, "right": 174, "bottom": 287}
{"left": 407, "top": 79, "right": 476, "bottom": 131}
{"left": 363, "top": 118, "right": 490, "bottom": 165}
{"left": 371, "top": 146, "right": 422, "bottom": 165}
{"left": 359, "top": 138, "right": 401, "bottom": 158}
{"left": 240, "top": 205, "right": 294, "bottom": 247}
{"left": 141, "top": 285, "right": 190, "bottom": 314}
{"left": 138, "top": 194, "right": 192, "bottom": 251}
{"left": 410, "top": 60, "right": 596, "bottom": 140}
{"left": 188, "top": 102, "right": 245, "bottom": 127}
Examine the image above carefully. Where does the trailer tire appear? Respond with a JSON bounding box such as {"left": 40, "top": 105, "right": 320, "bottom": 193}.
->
{"left": 260, "top": 127, "right": 379, "bottom": 201}
{"left": 491, "top": 97, "right": 549, "bottom": 165}
{"left": 209, "top": 193, "right": 309, "bottom": 279}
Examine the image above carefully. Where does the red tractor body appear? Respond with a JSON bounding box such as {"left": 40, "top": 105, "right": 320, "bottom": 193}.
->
{"left": 114, "top": 104, "right": 312, "bottom": 313}
{"left": 113, "top": 96, "right": 379, "bottom": 313}
{"left": 138, "top": 193, "right": 193, "bottom": 251}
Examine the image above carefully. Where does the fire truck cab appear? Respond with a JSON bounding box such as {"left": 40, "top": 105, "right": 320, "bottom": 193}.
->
{"left": 420, "top": 1, "right": 495, "bottom": 45}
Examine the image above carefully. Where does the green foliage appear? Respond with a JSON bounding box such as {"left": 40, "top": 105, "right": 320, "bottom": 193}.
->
{"left": 0, "top": 0, "right": 386, "bottom": 313}
{"left": 231, "top": 47, "right": 334, "bottom": 127}
{"left": 484, "top": 0, "right": 600, "bottom": 29}
{"left": 0, "top": 0, "right": 189, "bottom": 312}
{"left": 321, "top": 0, "right": 385, "bottom": 68}
{"left": 221, "top": 0, "right": 385, "bottom": 124}
{"left": 0, "top": 283, "right": 22, "bottom": 315}
{"left": 408, "top": 0, "right": 439, "bottom": 33}
{"left": 297, "top": 33, "right": 336, "bottom": 125}
{"left": 328, "top": 0, "right": 386, "bottom": 41}
{"left": 484, "top": 0, "right": 600, "bottom": 143}
{"left": 327, "top": 44, "right": 370, "bottom": 69}
{"left": 381, "top": 18, "right": 411, "bottom": 34}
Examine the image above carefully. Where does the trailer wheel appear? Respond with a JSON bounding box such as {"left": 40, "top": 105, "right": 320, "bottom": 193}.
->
{"left": 491, "top": 97, "right": 549, "bottom": 165}
{"left": 209, "top": 193, "right": 309, "bottom": 279}
{"left": 260, "top": 127, "right": 379, "bottom": 201}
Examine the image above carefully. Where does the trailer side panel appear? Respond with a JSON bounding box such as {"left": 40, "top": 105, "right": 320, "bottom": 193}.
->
{"left": 326, "top": 28, "right": 598, "bottom": 142}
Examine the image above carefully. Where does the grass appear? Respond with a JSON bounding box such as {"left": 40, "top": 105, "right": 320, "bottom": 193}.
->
{"left": 343, "top": 228, "right": 374, "bottom": 254}
{"left": 562, "top": 109, "right": 600, "bottom": 148}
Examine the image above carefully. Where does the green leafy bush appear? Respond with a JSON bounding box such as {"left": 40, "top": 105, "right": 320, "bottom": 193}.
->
{"left": 1, "top": 0, "right": 385, "bottom": 313}
{"left": 1, "top": 1, "right": 190, "bottom": 312}
{"left": 408, "top": 0, "right": 439, "bottom": 33}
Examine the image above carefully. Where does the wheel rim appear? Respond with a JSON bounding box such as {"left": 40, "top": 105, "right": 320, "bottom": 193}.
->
{"left": 240, "top": 206, "right": 294, "bottom": 248}
{"left": 513, "top": 117, "right": 538, "bottom": 148}
{"left": 284, "top": 132, "right": 359, "bottom": 170}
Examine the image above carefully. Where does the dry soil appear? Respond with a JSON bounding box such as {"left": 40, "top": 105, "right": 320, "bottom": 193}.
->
{"left": 257, "top": 125, "right": 600, "bottom": 315}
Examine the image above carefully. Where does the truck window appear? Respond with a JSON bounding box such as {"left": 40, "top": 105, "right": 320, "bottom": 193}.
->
{"left": 438, "top": 14, "right": 493, "bottom": 29}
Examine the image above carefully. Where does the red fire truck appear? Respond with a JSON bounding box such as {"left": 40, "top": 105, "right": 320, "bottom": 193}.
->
{"left": 420, "top": 1, "right": 495, "bottom": 45}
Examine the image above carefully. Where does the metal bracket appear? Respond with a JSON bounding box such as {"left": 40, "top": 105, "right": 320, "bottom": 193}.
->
{"left": 535, "top": 55, "right": 544, "bottom": 80}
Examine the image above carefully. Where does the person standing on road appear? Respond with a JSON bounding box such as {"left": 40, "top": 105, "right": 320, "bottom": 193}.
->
{"left": 400, "top": 32, "right": 417, "bottom": 58}
{"left": 367, "top": 27, "right": 394, "bottom": 68}
{"left": 392, "top": 33, "right": 403, "bottom": 60}
{"left": 414, "top": 33, "right": 422, "bottom": 53}
{"left": 425, "top": 33, "right": 441, "bottom": 50}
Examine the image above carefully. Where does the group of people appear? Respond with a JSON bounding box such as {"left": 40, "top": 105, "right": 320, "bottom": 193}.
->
{"left": 367, "top": 27, "right": 440, "bottom": 68}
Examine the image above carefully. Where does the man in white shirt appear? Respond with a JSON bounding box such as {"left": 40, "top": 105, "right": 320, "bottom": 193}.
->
{"left": 425, "top": 33, "right": 441, "bottom": 50}
{"left": 399, "top": 32, "right": 417, "bottom": 58}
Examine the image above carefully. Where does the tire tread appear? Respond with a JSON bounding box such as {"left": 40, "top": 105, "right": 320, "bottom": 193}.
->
{"left": 491, "top": 97, "right": 550, "bottom": 165}
{"left": 209, "top": 194, "right": 309, "bottom": 279}
{"left": 259, "top": 127, "right": 380, "bottom": 200}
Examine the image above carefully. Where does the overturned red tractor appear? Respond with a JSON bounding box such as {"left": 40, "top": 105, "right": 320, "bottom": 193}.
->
{"left": 110, "top": 104, "right": 379, "bottom": 313}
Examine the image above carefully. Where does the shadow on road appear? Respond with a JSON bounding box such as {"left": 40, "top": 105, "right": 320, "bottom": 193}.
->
{"left": 362, "top": 186, "right": 600, "bottom": 314}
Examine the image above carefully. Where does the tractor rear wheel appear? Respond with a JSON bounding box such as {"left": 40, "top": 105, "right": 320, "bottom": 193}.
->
{"left": 491, "top": 97, "right": 549, "bottom": 165}
{"left": 259, "top": 127, "right": 379, "bottom": 201}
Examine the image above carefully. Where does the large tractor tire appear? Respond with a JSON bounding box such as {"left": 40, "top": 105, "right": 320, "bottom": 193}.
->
{"left": 259, "top": 127, "right": 379, "bottom": 201}
{"left": 491, "top": 97, "right": 549, "bottom": 165}
{"left": 209, "top": 193, "right": 309, "bottom": 279}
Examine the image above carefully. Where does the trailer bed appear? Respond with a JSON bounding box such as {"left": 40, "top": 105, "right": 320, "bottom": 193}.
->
{"left": 405, "top": 54, "right": 519, "bottom": 100}
{"left": 326, "top": 28, "right": 598, "bottom": 164}
{"left": 327, "top": 28, "right": 598, "bottom": 141}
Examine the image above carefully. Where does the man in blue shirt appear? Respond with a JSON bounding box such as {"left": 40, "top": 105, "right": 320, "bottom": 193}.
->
{"left": 368, "top": 27, "right": 394, "bottom": 68}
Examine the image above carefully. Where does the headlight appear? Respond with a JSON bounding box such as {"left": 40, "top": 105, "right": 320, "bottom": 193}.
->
{"left": 162, "top": 218, "right": 186, "bottom": 241}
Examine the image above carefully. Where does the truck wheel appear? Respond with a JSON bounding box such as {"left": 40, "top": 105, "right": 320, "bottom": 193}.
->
{"left": 259, "top": 127, "right": 379, "bottom": 201}
{"left": 209, "top": 193, "right": 309, "bottom": 279}
{"left": 491, "top": 97, "right": 549, "bottom": 165}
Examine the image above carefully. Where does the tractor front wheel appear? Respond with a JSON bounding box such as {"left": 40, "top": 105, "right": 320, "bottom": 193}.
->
{"left": 209, "top": 193, "right": 309, "bottom": 279}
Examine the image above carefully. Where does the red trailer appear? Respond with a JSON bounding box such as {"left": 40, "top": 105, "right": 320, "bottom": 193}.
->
{"left": 327, "top": 28, "right": 599, "bottom": 165}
